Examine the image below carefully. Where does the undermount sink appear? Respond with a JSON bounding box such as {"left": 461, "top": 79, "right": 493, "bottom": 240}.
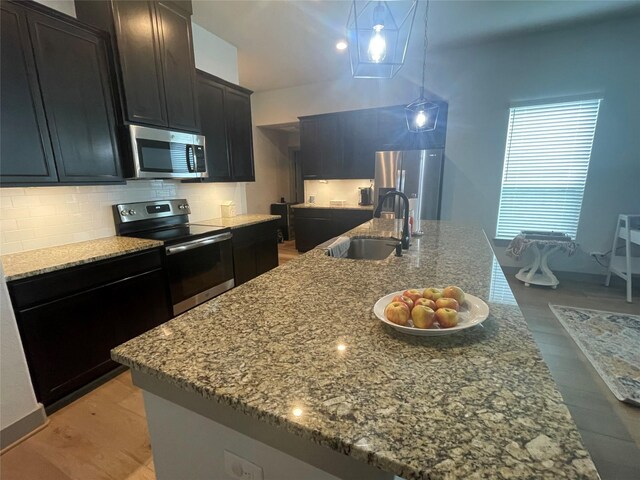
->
{"left": 343, "top": 238, "right": 397, "bottom": 260}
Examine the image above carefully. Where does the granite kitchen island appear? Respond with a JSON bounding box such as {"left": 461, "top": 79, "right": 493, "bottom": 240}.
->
{"left": 112, "top": 220, "right": 598, "bottom": 480}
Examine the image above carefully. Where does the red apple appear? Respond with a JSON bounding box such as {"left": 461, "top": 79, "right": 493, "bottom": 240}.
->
{"left": 412, "top": 305, "right": 435, "bottom": 329}
{"left": 385, "top": 302, "right": 410, "bottom": 326}
{"left": 403, "top": 289, "right": 423, "bottom": 304}
{"left": 414, "top": 297, "right": 437, "bottom": 311}
{"left": 422, "top": 288, "right": 443, "bottom": 301}
{"left": 435, "top": 297, "right": 460, "bottom": 312}
{"left": 392, "top": 295, "right": 414, "bottom": 311}
{"left": 435, "top": 308, "right": 459, "bottom": 328}
{"left": 442, "top": 286, "right": 465, "bottom": 305}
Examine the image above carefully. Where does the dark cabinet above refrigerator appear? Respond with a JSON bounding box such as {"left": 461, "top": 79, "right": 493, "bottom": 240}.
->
{"left": 299, "top": 102, "right": 447, "bottom": 181}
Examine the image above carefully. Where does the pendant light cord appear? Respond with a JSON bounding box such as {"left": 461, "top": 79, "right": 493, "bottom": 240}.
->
{"left": 420, "top": 0, "right": 430, "bottom": 99}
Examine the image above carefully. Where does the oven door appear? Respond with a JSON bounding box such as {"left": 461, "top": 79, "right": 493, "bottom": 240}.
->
{"left": 165, "top": 232, "right": 234, "bottom": 316}
{"left": 128, "top": 124, "right": 207, "bottom": 179}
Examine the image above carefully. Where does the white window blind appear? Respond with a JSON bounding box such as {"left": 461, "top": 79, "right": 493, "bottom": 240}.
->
{"left": 496, "top": 99, "right": 601, "bottom": 240}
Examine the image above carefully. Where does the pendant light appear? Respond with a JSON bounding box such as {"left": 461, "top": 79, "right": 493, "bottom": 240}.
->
{"left": 347, "top": 1, "right": 418, "bottom": 79}
{"left": 405, "top": 0, "right": 439, "bottom": 132}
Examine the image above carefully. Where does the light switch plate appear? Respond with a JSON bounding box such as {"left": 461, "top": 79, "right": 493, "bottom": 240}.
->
{"left": 224, "top": 450, "right": 264, "bottom": 480}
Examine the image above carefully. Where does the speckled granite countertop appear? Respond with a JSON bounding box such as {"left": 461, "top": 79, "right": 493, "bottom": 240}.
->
{"left": 194, "top": 214, "right": 281, "bottom": 229}
{"left": 112, "top": 220, "right": 597, "bottom": 480}
{"left": 292, "top": 203, "right": 374, "bottom": 210}
{"left": 1, "top": 236, "right": 163, "bottom": 281}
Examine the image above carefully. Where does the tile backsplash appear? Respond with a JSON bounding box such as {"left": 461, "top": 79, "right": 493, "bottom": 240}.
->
{"left": 303, "top": 179, "right": 373, "bottom": 206}
{"left": 0, "top": 180, "right": 246, "bottom": 254}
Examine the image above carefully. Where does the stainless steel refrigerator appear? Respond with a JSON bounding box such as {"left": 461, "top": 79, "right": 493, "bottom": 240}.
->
{"left": 373, "top": 150, "right": 444, "bottom": 231}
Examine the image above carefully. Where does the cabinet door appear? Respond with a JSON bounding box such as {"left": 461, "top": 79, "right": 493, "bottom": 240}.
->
{"left": 16, "top": 269, "right": 165, "bottom": 406}
{"left": 197, "top": 74, "right": 231, "bottom": 181}
{"left": 318, "top": 115, "right": 342, "bottom": 178}
{"left": 113, "top": 0, "right": 168, "bottom": 127}
{"left": 256, "top": 222, "right": 279, "bottom": 275}
{"left": 156, "top": 1, "right": 199, "bottom": 132}
{"left": 341, "top": 110, "right": 377, "bottom": 179}
{"left": 28, "top": 10, "right": 122, "bottom": 183}
{"left": 225, "top": 87, "right": 255, "bottom": 181}
{"left": 300, "top": 115, "right": 342, "bottom": 179}
{"left": 0, "top": 2, "right": 57, "bottom": 184}
{"left": 377, "top": 106, "right": 414, "bottom": 151}
{"left": 300, "top": 118, "right": 322, "bottom": 179}
{"left": 232, "top": 242, "right": 257, "bottom": 286}
{"left": 294, "top": 217, "right": 335, "bottom": 252}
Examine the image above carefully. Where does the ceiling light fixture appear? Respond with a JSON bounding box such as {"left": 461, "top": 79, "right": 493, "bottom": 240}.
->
{"left": 347, "top": 1, "right": 418, "bottom": 79}
{"left": 405, "top": 0, "right": 439, "bottom": 132}
{"left": 336, "top": 40, "right": 348, "bottom": 50}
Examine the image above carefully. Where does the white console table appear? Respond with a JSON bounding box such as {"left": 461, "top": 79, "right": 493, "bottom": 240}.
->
{"left": 507, "top": 234, "right": 577, "bottom": 289}
{"left": 605, "top": 214, "right": 639, "bottom": 303}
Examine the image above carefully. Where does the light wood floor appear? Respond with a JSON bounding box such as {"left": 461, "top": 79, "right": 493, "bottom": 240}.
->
{"left": 1, "top": 371, "right": 154, "bottom": 480}
{"left": 278, "top": 239, "right": 299, "bottom": 265}
{"left": 3, "top": 255, "right": 638, "bottom": 480}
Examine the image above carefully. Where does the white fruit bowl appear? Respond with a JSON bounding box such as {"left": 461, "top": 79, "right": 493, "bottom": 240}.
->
{"left": 373, "top": 289, "right": 490, "bottom": 336}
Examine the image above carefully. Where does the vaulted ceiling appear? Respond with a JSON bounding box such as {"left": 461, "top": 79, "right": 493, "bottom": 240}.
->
{"left": 192, "top": 0, "right": 640, "bottom": 92}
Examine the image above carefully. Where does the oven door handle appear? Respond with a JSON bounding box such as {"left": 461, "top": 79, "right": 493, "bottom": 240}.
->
{"left": 165, "top": 232, "right": 232, "bottom": 255}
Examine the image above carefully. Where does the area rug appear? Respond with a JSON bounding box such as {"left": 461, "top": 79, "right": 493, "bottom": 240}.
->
{"left": 549, "top": 304, "right": 640, "bottom": 406}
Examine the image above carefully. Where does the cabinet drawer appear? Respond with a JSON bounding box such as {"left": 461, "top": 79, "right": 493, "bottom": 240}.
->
{"left": 9, "top": 248, "right": 163, "bottom": 308}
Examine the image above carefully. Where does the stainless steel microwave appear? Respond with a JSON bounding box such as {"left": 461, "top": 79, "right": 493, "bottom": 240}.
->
{"left": 125, "top": 124, "right": 208, "bottom": 179}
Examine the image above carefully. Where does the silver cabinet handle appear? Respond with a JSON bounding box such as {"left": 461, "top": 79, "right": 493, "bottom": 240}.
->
{"left": 166, "top": 232, "right": 232, "bottom": 255}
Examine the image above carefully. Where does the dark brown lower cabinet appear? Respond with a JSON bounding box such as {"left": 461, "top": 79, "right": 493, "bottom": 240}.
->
{"left": 9, "top": 249, "right": 171, "bottom": 408}
{"left": 294, "top": 208, "right": 373, "bottom": 252}
{"left": 232, "top": 220, "right": 279, "bottom": 286}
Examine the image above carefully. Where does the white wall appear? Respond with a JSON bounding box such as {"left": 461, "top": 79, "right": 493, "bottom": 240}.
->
{"left": 304, "top": 180, "right": 372, "bottom": 207}
{"left": 0, "top": 265, "right": 40, "bottom": 431}
{"left": 245, "top": 128, "right": 292, "bottom": 214}
{"left": 0, "top": 181, "right": 246, "bottom": 254}
{"left": 33, "top": 0, "right": 75, "bottom": 17}
{"left": 192, "top": 22, "right": 239, "bottom": 84}
{"left": 252, "top": 14, "right": 640, "bottom": 274}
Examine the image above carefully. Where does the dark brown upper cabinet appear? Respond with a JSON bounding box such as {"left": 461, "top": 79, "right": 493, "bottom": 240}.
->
{"left": 0, "top": 1, "right": 122, "bottom": 186}
{"left": 299, "top": 115, "right": 342, "bottom": 180}
{"left": 185, "top": 70, "right": 255, "bottom": 183}
{"left": 76, "top": 0, "right": 200, "bottom": 133}
{"left": 299, "top": 102, "right": 447, "bottom": 180}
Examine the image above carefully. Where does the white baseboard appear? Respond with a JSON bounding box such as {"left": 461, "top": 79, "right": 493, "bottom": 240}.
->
{"left": 0, "top": 403, "right": 47, "bottom": 451}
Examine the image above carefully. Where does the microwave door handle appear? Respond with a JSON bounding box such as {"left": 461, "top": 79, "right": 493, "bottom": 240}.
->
{"left": 166, "top": 232, "right": 232, "bottom": 255}
{"left": 185, "top": 145, "right": 194, "bottom": 173}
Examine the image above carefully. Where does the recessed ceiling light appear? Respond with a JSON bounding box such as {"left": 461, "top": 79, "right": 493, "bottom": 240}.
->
{"left": 336, "top": 41, "right": 348, "bottom": 51}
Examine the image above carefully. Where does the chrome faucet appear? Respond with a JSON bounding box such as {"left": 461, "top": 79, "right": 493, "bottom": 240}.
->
{"left": 373, "top": 191, "right": 410, "bottom": 250}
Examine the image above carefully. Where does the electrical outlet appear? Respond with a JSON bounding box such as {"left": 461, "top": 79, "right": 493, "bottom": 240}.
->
{"left": 224, "top": 450, "right": 263, "bottom": 480}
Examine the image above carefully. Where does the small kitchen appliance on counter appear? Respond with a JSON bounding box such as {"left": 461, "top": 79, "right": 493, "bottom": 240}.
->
{"left": 113, "top": 199, "right": 234, "bottom": 316}
{"left": 359, "top": 186, "right": 373, "bottom": 206}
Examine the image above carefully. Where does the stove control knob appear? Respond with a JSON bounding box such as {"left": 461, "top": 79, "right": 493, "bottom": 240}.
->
{"left": 179, "top": 204, "right": 189, "bottom": 210}
{"left": 128, "top": 209, "right": 136, "bottom": 215}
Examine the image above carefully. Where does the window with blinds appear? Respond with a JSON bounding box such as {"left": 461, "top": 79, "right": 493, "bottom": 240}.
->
{"left": 496, "top": 99, "right": 601, "bottom": 240}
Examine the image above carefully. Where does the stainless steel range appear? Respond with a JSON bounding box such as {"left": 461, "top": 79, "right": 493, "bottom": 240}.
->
{"left": 113, "top": 199, "right": 234, "bottom": 316}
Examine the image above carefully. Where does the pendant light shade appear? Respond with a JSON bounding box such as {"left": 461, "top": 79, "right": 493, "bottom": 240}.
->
{"left": 405, "top": 95, "right": 439, "bottom": 132}
{"left": 405, "top": 0, "right": 438, "bottom": 132}
{"left": 347, "top": 1, "right": 418, "bottom": 79}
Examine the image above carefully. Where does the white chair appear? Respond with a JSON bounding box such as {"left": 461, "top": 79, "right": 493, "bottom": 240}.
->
{"left": 605, "top": 214, "right": 640, "bottom": 303}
